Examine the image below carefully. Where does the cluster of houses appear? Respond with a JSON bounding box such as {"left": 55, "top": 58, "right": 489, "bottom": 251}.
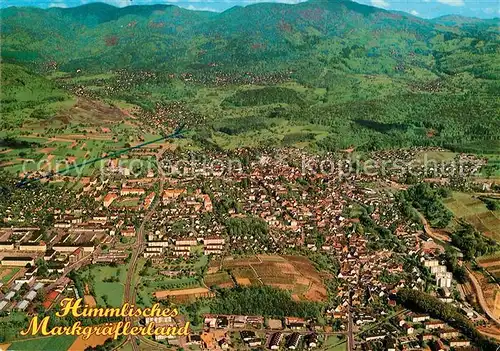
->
{"left": 201, "top": 314, "right": 319, "bottom": 350}
{"left": 0, "top": 226, "right": 94, "bottom": 313}
{"left": 0, "top": 147, "right": 492, "bottom": 350}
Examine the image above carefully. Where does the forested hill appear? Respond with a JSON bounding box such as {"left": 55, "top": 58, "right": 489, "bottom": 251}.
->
{"left": 0, "top": 0, "right": 498, "bottom": 80}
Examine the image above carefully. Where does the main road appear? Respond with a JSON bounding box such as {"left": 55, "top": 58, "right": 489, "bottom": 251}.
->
{"left": 124, "top": 148, "right": 167, "bottom": 351}
{"left": 347, "top": 293, "right": 355, "bottom": 351}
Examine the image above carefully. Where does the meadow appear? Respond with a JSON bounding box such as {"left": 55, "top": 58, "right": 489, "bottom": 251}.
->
{"left": 323, "top": 335, "right": 347, "bottom": 351}
{"left": 4, "top": 335, "right": 76, "bottom": 351}
{"left": 477, "top": 253, "right": 500, "bottom": 280}
{"left": 0, "top": 267, "right": 20, "bottom": 284}
{"left": 80, "top": 264, "right": 129, "bottom": 307}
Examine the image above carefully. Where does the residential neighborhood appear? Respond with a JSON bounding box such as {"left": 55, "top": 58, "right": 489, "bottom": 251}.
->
{"left": 0, "top": 146, "right": 498, "bottom": 350}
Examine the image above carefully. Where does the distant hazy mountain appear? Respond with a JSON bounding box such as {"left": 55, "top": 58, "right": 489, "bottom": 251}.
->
{"left": 0, "top": 1, "right": 498, "bottom": 79}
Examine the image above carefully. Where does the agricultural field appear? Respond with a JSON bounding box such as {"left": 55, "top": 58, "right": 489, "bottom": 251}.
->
{"left": 118, "top": 344, "right": 134, "bottom": 351}
{"left": 443, "top": 192, "right": 500, "bottom": 241}
{"left": 218, "top": 255, "right": 328, "bottom": 302}
{"left": 0, "top": 80, "right": 164, "bottom": 180}
{"left": 478, "top": 253, "right": 500, "bottom": 280}
{"left": 471, "top": 267, "right": 500, "bottom": 319}
{"left": 478, "top": 154, "right": 500, "bottom": 178}
{"left": 4, "top": 335, "right": 76, "bottom": 351}
{"left": 204, "top": 271, "right": 234, "bottom": 288}
{"left": 83, "top": 284, "right": 98, "bottom": 307}
{"left": 416, "top": 150, "right": 457, "bottom": 163}
{"left": 154, "top": 286, "right": 212, "bottom": 303}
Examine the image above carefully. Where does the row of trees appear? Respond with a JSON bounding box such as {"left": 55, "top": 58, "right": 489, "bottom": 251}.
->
{"left": 398, "top": 288, "right": 499, "bottom": 351}
{"left": 451, "top": 222, "right": 498, "bottom": 260}
{"left": 211, "top": 286, "right": 323, "bottom": 318}
{"left": 398, "top": 183, "right": 453, "bottom": 228}
{"left": 225, "top": 217, "right": 269, "bottom": 240}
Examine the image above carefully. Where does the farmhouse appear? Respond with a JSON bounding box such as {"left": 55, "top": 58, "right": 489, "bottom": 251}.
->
{"left": 285, "top": 317, "right": 306, "bottom": 329}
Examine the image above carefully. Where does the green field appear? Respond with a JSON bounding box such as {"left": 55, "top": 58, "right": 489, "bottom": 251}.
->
{"left": 417, "top": 150, "right": 457, "bottom": 163}
{"left": 479, "top": 154, "right": 500, "bottom": 177}
{"left": 0, "top": 1, "right": 499, "bottom": 157}
{"left": 478, "top": 252, "right": 500, "bottom": 262}
{"left": 134, "top": 255, "right": 208, "bottom": 308}
{"left": 0, "top": 267, "right": 20, "bottom": 284}
{"left": 80, "top": 264, "right": 129, "bottom": 307}
{"left": 443, "top": 192, "right": 500, "bottom": 241}
{"left": 6, "top": 335, "right": 76, "bottom": 351}
{"left": 118, "top": 343, "right": 134, "bottom": 351}
{"left": 322, "top": 335, "right": 347, "bottom": 351}
{"left": 204, "top": 271, "right": 234, "bottom": 288}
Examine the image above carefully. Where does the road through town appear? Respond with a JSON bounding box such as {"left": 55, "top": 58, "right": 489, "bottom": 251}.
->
{"left": 124, "top": 148, "right": 166, "bottom": 351}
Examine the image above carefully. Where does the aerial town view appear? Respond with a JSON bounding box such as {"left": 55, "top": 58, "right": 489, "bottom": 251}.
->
{"left": 0, "top": 0, "right": 499, "bottom": 350}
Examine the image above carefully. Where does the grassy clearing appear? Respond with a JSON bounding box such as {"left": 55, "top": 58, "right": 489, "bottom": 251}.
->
{"left": 7, "top": 335, "right": 76, "bottom": 351}
{"left": 0, "top": 267, "right": 20, "bottom": 284}
{"left": 417, "top": 150, "right": 457, "bottom": 163}
{"left": 81, "top": 264, "right": 129, "bottom": 307}
{"left": 211, "top": 120, "right": 330, "bottom": 150}
{"left": 204, "top": 271, "right": 234, "bottom": 288}
{"left": 322, "top": 335, "right": 347, "bottom": 351}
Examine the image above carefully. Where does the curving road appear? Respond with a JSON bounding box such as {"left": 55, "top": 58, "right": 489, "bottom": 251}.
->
{"left": 417, "top": 210, "right": 500, "bottom": 327}
{"left": 464, "top": 265, "right": 500, "bottom": 326}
